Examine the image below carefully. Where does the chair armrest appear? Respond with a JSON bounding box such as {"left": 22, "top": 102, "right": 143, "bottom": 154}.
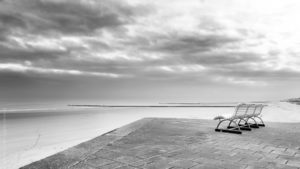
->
{"left": 214, "top": 115, "right": 225, "bottom": 120}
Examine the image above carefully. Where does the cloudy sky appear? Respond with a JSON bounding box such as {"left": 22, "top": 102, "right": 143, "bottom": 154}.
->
{"left": 1, "top": 0, "right": 300, "bottom": 104}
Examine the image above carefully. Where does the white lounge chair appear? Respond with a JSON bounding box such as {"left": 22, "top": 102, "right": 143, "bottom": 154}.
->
{"left": 246, "top": 104, "right": 266, "bottom": 127}
{"left": 214, "top": 103, "right": 251, "bottom": 134}
{"left": 239, "top": 104, "right": 260, "bottom": 128}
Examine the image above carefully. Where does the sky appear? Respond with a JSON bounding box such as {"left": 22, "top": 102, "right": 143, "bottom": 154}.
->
{"left": 1, "top": 0, "right": 300, "bottom": 104}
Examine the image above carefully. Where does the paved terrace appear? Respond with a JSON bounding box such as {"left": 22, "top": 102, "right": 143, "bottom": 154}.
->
{"left": 21, "top": 118, "right": 300, "bottom": 169}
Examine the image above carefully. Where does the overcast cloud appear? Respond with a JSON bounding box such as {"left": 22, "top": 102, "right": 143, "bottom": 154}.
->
{"left": 1, "top": 0, "right": 300, "bottom": 103}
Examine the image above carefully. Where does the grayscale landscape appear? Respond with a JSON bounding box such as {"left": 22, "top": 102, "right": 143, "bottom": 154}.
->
{"left": 1, "top": 0, "right": 300, "bottom": 169}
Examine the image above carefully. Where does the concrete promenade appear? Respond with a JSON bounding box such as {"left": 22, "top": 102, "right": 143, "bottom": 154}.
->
{"left": 21, "top": 118, "right": 300, "bottom": 169}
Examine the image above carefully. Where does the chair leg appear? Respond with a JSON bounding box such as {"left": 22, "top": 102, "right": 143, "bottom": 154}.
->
{"left": 215, "top": 119, "right": 242, "bottom": 134}
{"left": 238, "top": 119, "right": 247, "bottom": 127}
{"left": 256, "top": 117, "right": 265, "bottom": 127}
{"left": 243, "top": 118, "right": 252, "bottom": 130}
{"left": 228, "top": 120, "right": 234, "bottom": 128}
{"left": 229, "top": 120, "right": 242, "bottom": 133}
{"left": 246, "top": 117, "right": 259, "bottom": 128}
{"left": 235, "top": 119, "right": 251, "bottom": 131}
{"left": 228, "top": 119, "right": 239, "bottom": 129}
{"left": 215, "top": 119, "right": 225, "bottom": 131}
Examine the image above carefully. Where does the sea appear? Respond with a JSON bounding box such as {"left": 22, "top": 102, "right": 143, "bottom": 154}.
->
{"left": 1, "top": 101, "right": 300, "bottom": 169}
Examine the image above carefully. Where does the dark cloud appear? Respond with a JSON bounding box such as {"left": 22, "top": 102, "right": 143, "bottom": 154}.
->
{"left": 0, "top": 0, "right": 151, "bottom": 36}
{"left": 200, "top": 62, "right": 300, "bottom": 83}
{"left": 182, "top": 51, "right": 263, "bottom": 65}
{"left": 0, "top": 0, "right": 156, "bottom": 77}
{"left": 0, "top": 43, "right": 68, "bottom": 63}
{"left": 0, "top": 13, "right": 26, "bottom": 28}
{"left": 0, "top": 0, "right": 299, "bottom": 87}
{"left": 28, "top": 1, "right": 124, "bottom": 34}
{"left": 0, "top": 0, "right": 300, "bottom": 103}
{"left": 142, "top": 33, "right": 240, "bottom": 55}
{"left": 0, "top": 12, "right": 27, "bottom": 40}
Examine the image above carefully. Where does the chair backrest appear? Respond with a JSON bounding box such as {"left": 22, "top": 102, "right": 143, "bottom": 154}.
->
{"left": 233, "top": 103, "right": 249, "bottom": 117}
{"left": 246, "top": 104, "right": 256, "bottom": 117}
{"left": 254, "top": 104, "right": 264, "bottom": 116}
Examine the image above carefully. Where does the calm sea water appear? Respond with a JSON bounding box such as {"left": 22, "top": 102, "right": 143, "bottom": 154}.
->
{"left": 1, "top": 102, "right": 299, "bottom": 169}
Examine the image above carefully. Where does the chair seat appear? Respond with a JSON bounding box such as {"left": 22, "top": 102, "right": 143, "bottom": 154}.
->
{"left": 245, "top": 114, "right": 254, "bottom": 118}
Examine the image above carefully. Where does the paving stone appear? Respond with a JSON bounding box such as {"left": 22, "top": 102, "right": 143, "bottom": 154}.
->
{"left": 215, "top": 153, "right": 242, "bottom": 162}
{"left": 244, "top": 165, "right": 265, "bottom": 169}
{"left": 194, "top": 159, "right": 245, "bottom": 169}
{"left": 253, "top": 150, "right": 279, "bottom": 159}
{"left": 169, "top": 167, "right": 184, "bottom": 169}
{"left": 142, "top": 160, "right": 174, "bottom": 169}
{"left": 115, "top": 155, "right": 143, "bottom": 164}
{"left": 239, "top": 158, "right": 269, "bottom": 167}
{"left": 285, "top": 148, "right": 299, "bottom": 156}
{"left": 232, "top": 152, "right": 261, "bottom": 162}
{"left": 192, "top": 157, "right": 223, "bottom": 166}
{"left": 271, "top": 157, "right": 287, "bottom": 165}
{"left": 172, "top": 150, "right": 199, "bottom": 160}
{"left": 190, "top": 164, "right": 218, "bottom": 169}
{"left": 277, "top": 154, "right": 300, "bottom": 161}
{"left": 262, "top": 146, "right": 275, "bottom": 153}
{"left": 131, "top": 155, "right": 174, "bottom": 168}
{"left": 84, "top": 156, "right": 114, "bottom": 167}
{"left": 271, "top": 150, "right": 296, "bottom": 156}
{"left": 275, "top": 164, "right": 300, "bottom": 169}
{"left": 216, "top": 162, "right": 244, "bottom": 169}
{"left": 94, "top": 149, "right": 123, "bottom": 159}
{"left": 130, "top": 160, "right": 149, "bottom": 167}
{"left": 287, "top": 160, "right": 300, "bottom": 168}
{"left": 137, "top": 149, "right": 166, "bottom": 159}
{"left": 162, "top": 149, "right": 186, "bottom": 158}
{"left": 275, "top": 147, "right": 288, "bottom": 152}
{"left": 114, "top": 165, "right": 138, "bottom": 169}
{"left": 100, "top": 162, "right": 124, "bottom": 169}
{"left": 169, "top": 159, "right": 198, "bottom": 169}
{"left": 145, "top": 155, "right": 173, "bottom": 163}
{"left": 71, "top": 162, "right": 96, "bottom": 169}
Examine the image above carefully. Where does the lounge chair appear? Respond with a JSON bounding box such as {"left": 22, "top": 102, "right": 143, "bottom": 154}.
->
{"left": 246, "top": 104, "right": 266, "bottom": 127}
{"left": 240, "top": 104, "right": 260, "bottom": 128}
{"left": 214, "top": 103, "right": 251, "bottom": 134}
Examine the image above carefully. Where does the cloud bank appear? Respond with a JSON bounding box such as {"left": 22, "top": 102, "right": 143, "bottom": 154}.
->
{"left": 1, "top": 0, "right": 300, "bottom": 102}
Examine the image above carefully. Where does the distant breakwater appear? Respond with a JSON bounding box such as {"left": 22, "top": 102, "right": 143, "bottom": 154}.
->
{"left": 68, "top": 105, "right": 235, "bottom": 108}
